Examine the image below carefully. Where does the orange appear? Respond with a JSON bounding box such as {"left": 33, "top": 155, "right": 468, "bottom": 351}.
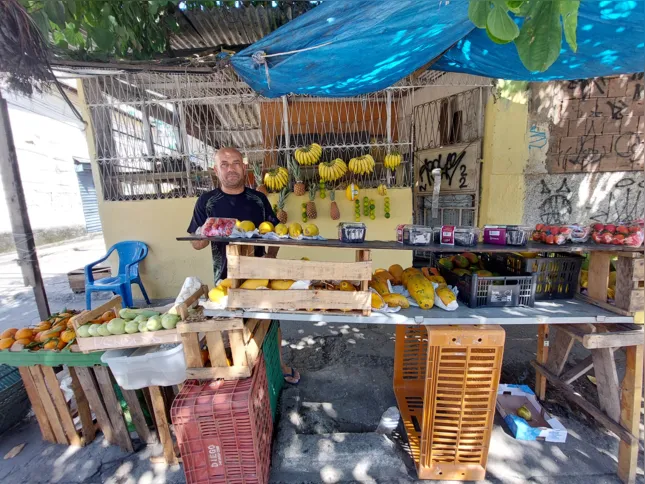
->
{"left": 100, "top": 311, "right": 115, "bottom": 322}
{"left": 61, "top": 330, "right": 76, "bottom": 343}
{"left": 33, "top": 322, "right": 51, "bottom": 332}
{"left": 43, "top": 338, "right": 59, "bottom": 350}
{"left": 14, "top": 338, "right": 31, "bottom": 345}
{"left": 0, "top": 328, "right": 18, "bottom": 339}
{"left": 50, "top": 324, "right": 66, "bottom": 333}
{"left": 0, "top": 338, "right": 14, "bottom": 350}
{"left": 15, "top": 328, "right": 33, "bottom": 340}
{"left": 57, "top": 340, "right": 67, "bottom": 350}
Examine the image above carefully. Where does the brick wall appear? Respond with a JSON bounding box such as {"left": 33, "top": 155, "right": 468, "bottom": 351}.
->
{"left": 535, "top": 74, "right": 644, "bottom": 173}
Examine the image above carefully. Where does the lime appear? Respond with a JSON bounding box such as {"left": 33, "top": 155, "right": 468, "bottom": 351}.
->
{"left": 385, "top": 212, "right": 391, "bottom": 219}
{"left": 370, "top": 214, "right": 375, "bottom": 220}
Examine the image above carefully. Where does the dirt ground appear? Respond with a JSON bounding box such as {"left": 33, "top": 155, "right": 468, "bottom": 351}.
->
{"left": 0, "top": 236, "right": 642, "bottom": 483}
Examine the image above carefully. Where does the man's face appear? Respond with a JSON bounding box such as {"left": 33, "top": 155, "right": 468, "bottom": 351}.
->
{"left": 215, "top": 149, "right": 245, "bottom": 189}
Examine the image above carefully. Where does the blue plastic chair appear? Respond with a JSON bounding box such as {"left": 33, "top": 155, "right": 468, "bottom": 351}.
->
{"left": 85, "top": 241, "right": 151, "bottom": 309}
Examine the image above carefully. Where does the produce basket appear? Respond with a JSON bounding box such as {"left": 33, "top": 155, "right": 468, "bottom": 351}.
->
{"left": 71, "top": 285, "right": 208, "bottom": 353}
{"left": 490, "top": 252, "right": 583, "bottom": 300}
{"left": 431, "top": 254, "right": 536, "bottom": 308}
{"left": 171, "top": 358, "right": 272, "bottom": 484}
{"left": 0, "top": 364, "right": 29, "bottom": 434}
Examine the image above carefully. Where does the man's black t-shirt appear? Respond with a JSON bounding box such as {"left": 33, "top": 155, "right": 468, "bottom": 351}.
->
{"left": 187, "top": 188, "right": 279, "bottom": 282}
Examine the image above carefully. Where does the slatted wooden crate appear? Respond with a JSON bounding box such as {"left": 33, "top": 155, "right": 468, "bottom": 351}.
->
{"left": 18, "top": 364, "right": 153, "bottom": 450}
{"left": 178, "top": 317, "right": 271, "bottom": 381}
{"left": 580, "top": 252, "right": 644, "bottom": 323}
{"left": 225, "top": 244, "right": 372, "bottom": 315}
{"left": 71, "top": 286, "right": 208, "bottom": 353}
{"left": 394, "top": 325, "right": 505, "bottom": 481}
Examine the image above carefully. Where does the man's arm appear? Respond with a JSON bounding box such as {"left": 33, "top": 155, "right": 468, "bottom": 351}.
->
{"left": 187, "top": 194, "right": 209, "bottom": 251}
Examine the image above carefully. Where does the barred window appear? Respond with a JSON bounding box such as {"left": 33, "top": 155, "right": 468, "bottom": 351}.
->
{"left": 83, "top": 69, "right": 489, "bottom": 201}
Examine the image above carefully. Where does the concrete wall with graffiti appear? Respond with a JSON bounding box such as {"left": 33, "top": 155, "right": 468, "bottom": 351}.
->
{"left": 523, "top": 74, "right": 644, "bottom": 226}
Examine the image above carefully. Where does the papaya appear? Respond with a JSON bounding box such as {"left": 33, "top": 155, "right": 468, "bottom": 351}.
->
{"left": 475, "top": 270, "right": 493, "bottom": 277}
{"left": 407, "top": 274, "right": 435, "bottom": 309}
{"left": 39, "top": 328, "right": 62, "bottom": 342}
{"left": 339, "top": 281, "right": 356, "bottom": 292}
{"left": 270, "top": 280, "right": 296, "bottom": 290}
{"left": 371, "top": 292, "right": 386, "bottom": 310}
{"left": 43, "top": 338, "right": 60, "bottom": 350}
{"left": 100, "top": 311, "right": 115, "bottom": 323}
{"left": 369, "top": 278, "right": 390, "bottom": 296}
{"left": 57, "top": 339, "right": 67, "bottom": 350}
{"left": 373, "top": 270, "right": 394, "bottom": 283}
{"left": 383, "top": 293, "right": 410, "bottom": 309}
{"left": 15, "top": 328, "right": 34, "bottom": 340}
{"left": 429, "top": 267, "right": 440, "bottom": 276}
{"left": 452, "top": 268, "right": 471, "bottom": 276}
{"left": 240, "top": 279, "right": 270, "bottom": 289}
{"left": 402, "top": 268, "right": 422, "bottom": 288}
{"left": 427, "top": 275, "right": 447, "bottom": 285}
{"left": 14, "top": 338, "right": 32, "bottom": 346}
{"left": 436, "top": 285, "right": 457, "bottom": 305}
{"left": 388, "top": 264, "right": 404, "bottom": 285}
{"left": 34, "top": 321, "right": 51, "bottom": 332}
{"left": 0, "top": 328, "right": 17, "bottom": 339}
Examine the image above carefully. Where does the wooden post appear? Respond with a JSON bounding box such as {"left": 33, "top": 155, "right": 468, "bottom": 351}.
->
{"left": 0, "top": 94, "right": 50, "bottom": 320}
{"left": 617, "top": 344, "right": 644, "bottom": 484}
{"left": 535, "top": 324, "right": 549, "bottom": 400}
{"left": 149, "top": 386, "right": 178, "bottom": 465}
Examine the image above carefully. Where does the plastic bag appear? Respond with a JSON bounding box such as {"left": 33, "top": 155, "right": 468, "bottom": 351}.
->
{"left": 430, "top": 282, "right": 459, "bottom": 311}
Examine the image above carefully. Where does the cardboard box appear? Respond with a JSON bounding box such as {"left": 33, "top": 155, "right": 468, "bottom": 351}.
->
{"left": 496, "top": 384, "right": 568, "bottom": 443}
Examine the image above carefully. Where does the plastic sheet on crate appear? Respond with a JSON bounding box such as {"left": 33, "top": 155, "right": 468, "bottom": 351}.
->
{"left": 171, "top": 358, "right": 272, "bottom": 484}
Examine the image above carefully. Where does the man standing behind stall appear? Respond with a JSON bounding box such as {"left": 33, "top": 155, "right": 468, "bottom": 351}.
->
{"left": 187, "top": 147, "right": 299, "bottom": 384}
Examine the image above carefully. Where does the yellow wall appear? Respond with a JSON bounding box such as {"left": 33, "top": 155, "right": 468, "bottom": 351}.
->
{"left": 478, "top": 86, "right": 529, "bottom": 226}
{"left": 97, "top": 189, "right": 413, "bottom": 299}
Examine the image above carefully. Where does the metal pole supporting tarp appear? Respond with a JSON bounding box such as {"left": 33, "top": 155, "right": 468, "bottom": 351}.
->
{"left": 0, "top": 92, "right": 50, "bottom": 320}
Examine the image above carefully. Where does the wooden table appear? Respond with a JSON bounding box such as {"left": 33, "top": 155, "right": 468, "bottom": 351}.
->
{"left": 181, "top": 236, "right": 644, "bottom": 483}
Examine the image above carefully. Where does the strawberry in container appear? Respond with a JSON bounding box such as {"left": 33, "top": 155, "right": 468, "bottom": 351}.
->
{"left": 532, "top": 224, "right": 568, "bottom": 245}
{"left": 591, "top": 221, "right": 644, "bottom": 247}
{"left": 200, "top": 217, "right": 237, "bottom": 237}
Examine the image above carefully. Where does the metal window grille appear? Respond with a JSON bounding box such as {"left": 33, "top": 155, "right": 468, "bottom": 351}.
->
{"left": 82, "top": 69, "right": 490, "bottom": 201}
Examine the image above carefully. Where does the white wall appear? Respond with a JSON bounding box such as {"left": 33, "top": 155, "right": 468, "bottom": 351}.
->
{"left": 0, "top": 89, "right": 90, "bottom": 233}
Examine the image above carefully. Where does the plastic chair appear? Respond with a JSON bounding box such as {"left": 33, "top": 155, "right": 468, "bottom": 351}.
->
{"left": 85, "top": 241, "right": 151, "bottom": 309}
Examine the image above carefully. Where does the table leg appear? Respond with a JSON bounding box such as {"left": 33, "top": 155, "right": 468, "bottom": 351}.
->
{"left": 149, "top": 386, "right": 178, "bottom": 465}
{"left": 617, "top": 344, "right": 643, "bottom": 484}
{"left": 535, "top": 324, "right": 549, "bottom": 400}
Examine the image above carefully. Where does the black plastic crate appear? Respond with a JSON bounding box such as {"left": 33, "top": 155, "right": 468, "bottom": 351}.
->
{"left": 489, "top": 252, "right": 583, "bottom": 301}
{"left": 430, "top": 253, "right": 536, "bottom": 308}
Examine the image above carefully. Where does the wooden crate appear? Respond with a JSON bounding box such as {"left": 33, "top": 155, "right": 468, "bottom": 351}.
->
{"left": 226, "top": 244, "right": 372, "bottom": 315}
{"left": 178, "top": 317, "right": 271, "bottom": 381}
{"left": 394, "top": 325, "right": 505, "bottom": 481}
{"left": 18, "top": 364, "right": 154, "bottom": 450}
{"left": 71, "top": 286, "right": 208, "bottom": 353}
{"left": 579, "top": 252, "right": 644, "bottom": 323}
{"left": 67, "top": 266, "right": 111, "bottom": 293}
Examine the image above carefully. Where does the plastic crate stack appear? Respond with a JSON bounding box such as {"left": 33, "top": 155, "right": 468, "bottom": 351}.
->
{"left": 172, "top": 357, "right": 273, "bottom": 484}
{"left": 394, "top": 324, "right": 505, "bottom": 481}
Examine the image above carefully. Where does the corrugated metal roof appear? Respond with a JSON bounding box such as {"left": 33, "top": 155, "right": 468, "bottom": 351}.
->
{"left": 170, "top": 4, "right": 315, "bottom": 51}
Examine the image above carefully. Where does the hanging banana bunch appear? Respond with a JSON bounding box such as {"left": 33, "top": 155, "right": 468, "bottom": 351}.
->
{"left": 318, "top": 158, "right": 347, "bottom": 182}
{"left": 263, "top": 166, "right": 289, "bottom": 192}
{"left": 384, "top": 151, "right": 402, "bottom": 170}
{"left": 294, "top": 143, "right": 322, "bottom": 165}
{"left": 348, "top": 154, "right": 375, "bottom": 175}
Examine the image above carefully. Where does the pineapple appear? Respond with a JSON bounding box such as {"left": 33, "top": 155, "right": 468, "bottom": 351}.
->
{"left": 252, "top": 162, "right": 267, "bottom": 196}
{"left": 330, "top": 189, "right": 340, "bottom": 220}
{"left": 291, "top": 158, "right": 306, "bottom": 196}
{"left": 306, "top": 184, "right": 318, "bottom": 219}
{"left": 276, "top": 187, "right": 289, "bottom": 224}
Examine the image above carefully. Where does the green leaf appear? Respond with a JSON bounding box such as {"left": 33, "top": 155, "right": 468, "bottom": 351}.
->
{"left": 91, "top": 27, "right": 113, "bottom": 52}
{"left": 30, "top": 11, "right": 50, "bottom": 40}
{"left": 486, "top": 24, "right": 513, "bottom": 44}
{"left": 66, "top": 0, "right": 77, "bottom": 16}
{"left": 487, "top": 4, "right": 520, "bottom": 41}
{"left": 43, "top": 0, "right": 66, "bottom": 27}
{"left": 506, "top": 0, "right": 524, "bottom": 8}
{"left": 515, "top": 0, "right": 562, "bottom": 72}
{"left": 561, "top": 0, "right": 579, "bottom": 52}
{"left": 468, "top": 0, "right": 490, "bottom": 29}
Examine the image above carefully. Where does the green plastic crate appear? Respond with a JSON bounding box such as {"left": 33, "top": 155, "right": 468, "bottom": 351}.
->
{"left": 262, "top": 320, "right": 284, "bottom": 421}
{"left": 0, "top": 349, "right": 105, "bottom": 367}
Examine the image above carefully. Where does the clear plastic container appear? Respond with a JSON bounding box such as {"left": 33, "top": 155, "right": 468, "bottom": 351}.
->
{"left": 100, "top": 344, "right": 186, "bottom": 390}
{"left": 484, "top": 225, "right": 532, "bottom": 246}
{"left": 200, "top": 217, "right": 236, "bottom": 237}
{"left": 402, "top": 225, "right": 433, "bottom": 246}
{"left": 338, "top": 222, "right": 366, "bottom": 243}
{"left": 433, "top": 226, "right": 480, "bottom": 247}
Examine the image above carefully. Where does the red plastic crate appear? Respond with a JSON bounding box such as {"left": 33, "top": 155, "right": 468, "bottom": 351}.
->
{"left": 171, "top": 357, "right": 273, "bottom": 484}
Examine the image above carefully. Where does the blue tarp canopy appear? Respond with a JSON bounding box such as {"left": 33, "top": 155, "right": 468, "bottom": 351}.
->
{"left": 231, "top": 0, "right": 645, "bottom": 98}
